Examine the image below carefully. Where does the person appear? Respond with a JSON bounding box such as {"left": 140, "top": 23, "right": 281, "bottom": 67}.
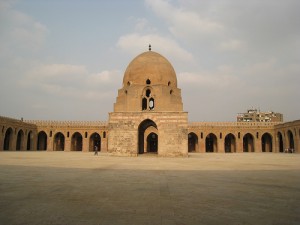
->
{"left": 94, "top": 145, "right": 98, "bottom": 155}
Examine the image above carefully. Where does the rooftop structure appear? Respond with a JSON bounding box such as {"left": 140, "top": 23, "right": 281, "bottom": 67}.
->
{"left": 237, "top": 109, "right": 283, "bottom": 122}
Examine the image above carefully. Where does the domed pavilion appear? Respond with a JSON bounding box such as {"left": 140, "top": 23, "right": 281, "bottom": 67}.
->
{"left": 108, "top": 48, "right": 188, "bottom": 156}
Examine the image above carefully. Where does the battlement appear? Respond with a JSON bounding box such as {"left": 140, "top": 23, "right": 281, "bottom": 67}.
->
{"left": 189, "top": 121, "right": 282, "bottom": 128}
{"left": 24, "top": 120, "right": 108, "bottom": 127}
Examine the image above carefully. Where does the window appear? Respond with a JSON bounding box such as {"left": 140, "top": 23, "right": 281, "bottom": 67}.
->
{"left": 146, "top": 89, "right": 151, "bottom": 97}
{"left": 149, "top": 98, "right": 155, "bottom": 110}
{"left": 146, "top": 79, "right": 151, "bottom": 85}
{"left": 142, "top": 98, "right": 147, "bottom": 110}
{"left": 142, "top": 88, "right": 155, "bottom": 111}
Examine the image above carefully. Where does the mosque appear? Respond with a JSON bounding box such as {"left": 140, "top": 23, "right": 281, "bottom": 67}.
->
{"left": 0, "top": 47, "right": 299, "bottom": 156}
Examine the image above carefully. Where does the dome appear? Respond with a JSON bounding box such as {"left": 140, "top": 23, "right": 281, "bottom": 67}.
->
{"left": 123, "top": 51, "right": 177, "bottom": 87}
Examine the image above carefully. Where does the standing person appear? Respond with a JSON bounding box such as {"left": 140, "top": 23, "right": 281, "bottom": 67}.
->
{"left": 94, "top": 145, "right": 98, "bottom": 155}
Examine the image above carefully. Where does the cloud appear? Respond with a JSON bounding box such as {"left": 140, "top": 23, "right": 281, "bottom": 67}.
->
{"left": 21, "top": 63, "right": 122, "bottom": 100}
{"left": 218, "top": 39, "right": 246, "bottom": 52}
{"left": 87, "top": 70, "right": 121, "bottom": 84}
{"left": 178, "top": 65, "right": 240, "bottom": 89}
{"left": 28, "top": 64, "right": 87, "bottom": 79}
{"left": 145, "top": 0, "right": 223, "bottom": 40}
{"left": 0, "top": 0, "right": 48, "bottom": 55}
{"left": 117, "top": 33, "right": 193, "bottom": 62}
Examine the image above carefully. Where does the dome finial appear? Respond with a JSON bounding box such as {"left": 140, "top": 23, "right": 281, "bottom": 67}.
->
{"left": 149, "top": 44, "right": 151, "bottom": 51}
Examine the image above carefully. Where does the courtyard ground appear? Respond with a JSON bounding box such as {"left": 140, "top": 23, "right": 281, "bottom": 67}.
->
{"left": 0, "top": 152, "right": 299, "bottom": 225}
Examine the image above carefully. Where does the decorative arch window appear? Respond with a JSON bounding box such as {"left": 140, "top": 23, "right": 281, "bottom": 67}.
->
{"left": 142, "top": 88, "right": 155, "bottom": 111}
{"left": 146, "top": 79, "right": 151, "bottom": 85}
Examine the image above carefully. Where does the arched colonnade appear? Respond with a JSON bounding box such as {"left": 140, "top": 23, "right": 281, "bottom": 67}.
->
{"left": 188, "top": 130, "right": 298, "bottom": 153}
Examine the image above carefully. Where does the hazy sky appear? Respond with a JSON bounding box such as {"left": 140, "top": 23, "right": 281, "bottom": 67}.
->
{"left": 0, "top": 0, "right": 299, "bottom": 122}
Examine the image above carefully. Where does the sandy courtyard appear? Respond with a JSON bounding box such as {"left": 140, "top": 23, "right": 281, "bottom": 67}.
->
{"left": 0, "top": 152, "right": 300, "bottom": 225}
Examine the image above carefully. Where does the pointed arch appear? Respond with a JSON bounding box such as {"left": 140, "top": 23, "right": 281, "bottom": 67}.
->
{"left": 147, "top": 132, "right": 158, "bottom": 152}
{"left": 188, "top": 132, "right": 198, "bottom": 152}
{"left": 27, "top": 131, "right": 33, "bottom": 150}
{"left": 37, "top": 131, "right": 47, "bottom": 151}
{"left": 277, "top": 132, "right": 284, "bottom": 153}
{"left": 54, "top": 132, "right": 65, "bottom": 151}
{"left": 138, "top": 119, "right": 158, "bottom": 154}
{"left": 225, "top": 133, "right": 236, "bottom": 153}
{"left": 206, "top": 133, "right": 217, "bottom": 152}
{"left": 16, "top": 130, "right": 25, "bottom": 151}
{"left": 3, "top": 127, "right": 13, "bottom": 151}
{"left": 89, "top": 132, "right": 101, "bottom": 152}
{"left": 287, "top": 130, "right": 294, "bottom": 150}
{"left": 262, "top": 133, "right": 272, "bottom": 152}
{"left": 243, "top": 133, "right": 254, "bottom": 152}
{"left": 71, "top": 132, "right": 83, "bottom": 151}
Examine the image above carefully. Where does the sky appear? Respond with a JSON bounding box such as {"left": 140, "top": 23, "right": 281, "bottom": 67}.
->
{"left": 0, "top": 0, "right": 299, "bottom": 122}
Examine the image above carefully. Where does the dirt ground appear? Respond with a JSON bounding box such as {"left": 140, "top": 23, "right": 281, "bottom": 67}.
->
{"left": 0, "top": 152, "right": 299, "bottom": 225}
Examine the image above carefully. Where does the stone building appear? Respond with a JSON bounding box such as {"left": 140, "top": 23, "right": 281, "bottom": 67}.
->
{"left": 0, "top": 49, "right": 299, "bottom": 155}
{"left": 237, "top": 108, "right": 283, "bottom": 122}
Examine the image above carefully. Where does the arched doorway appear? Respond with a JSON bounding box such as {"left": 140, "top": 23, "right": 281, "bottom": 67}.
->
{"left": 71, "top": 132, "right": 83, "bottom": 151}
{"left": 147, "top": 133, "right": 158, "bottom": 152}
{"left": 225, "top": 133, "right": 236, "bottom": 153}
{"left": 206, "top": 133, "right": 217, "bottom": 152}
{"left": 54, "top": 132, "right": 65, "bottom": 151}
{"left": 16, "top": 130, "right": 24, "bottom": 151}
{"left": 277, "top": 132, "right": 284, "bottom": 152}
{"left": 138, "top": 119, "right": 158, "bottom": 154}
{"left": 3, "top": 127, "right": 13, "bottom": 151}
{"left": 262, "top": 133, "right": 272, "bottom": 152}
{"left": 188, "top": 132, "right": 198, "bottom": 152}
{"left": 89, "top": 133, "right": 101, "bottom": 152}
{"left": 243, "top": 133, "right": 254, "bottom": 152}
{"left": 37, "top": 131, "right": 47, "bottom": 150}
{"left": 287, "top": 130, "right": 294, "bottom": 150}
{"left": 27, "top": 131, "right": 33, "bottom": 150}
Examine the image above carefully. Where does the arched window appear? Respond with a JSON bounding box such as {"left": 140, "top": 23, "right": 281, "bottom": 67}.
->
{"left": 146, "top": 89, "right": 151, "bottom": 97}
{"left": 142, "top": 88, "right": 155, "bottom": 111}
{"left": 142, "top": 98, "right": 147, "bottom": 110}
{"left": 146, "top": 79, "right": 151, "bottom": 85}
{"left": 149, "top": 98, "right": 154, "bottom": 110}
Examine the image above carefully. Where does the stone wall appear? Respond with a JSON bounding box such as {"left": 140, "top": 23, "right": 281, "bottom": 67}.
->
{"left": 108, "top": 112, "right": 188, "bottom": 157}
